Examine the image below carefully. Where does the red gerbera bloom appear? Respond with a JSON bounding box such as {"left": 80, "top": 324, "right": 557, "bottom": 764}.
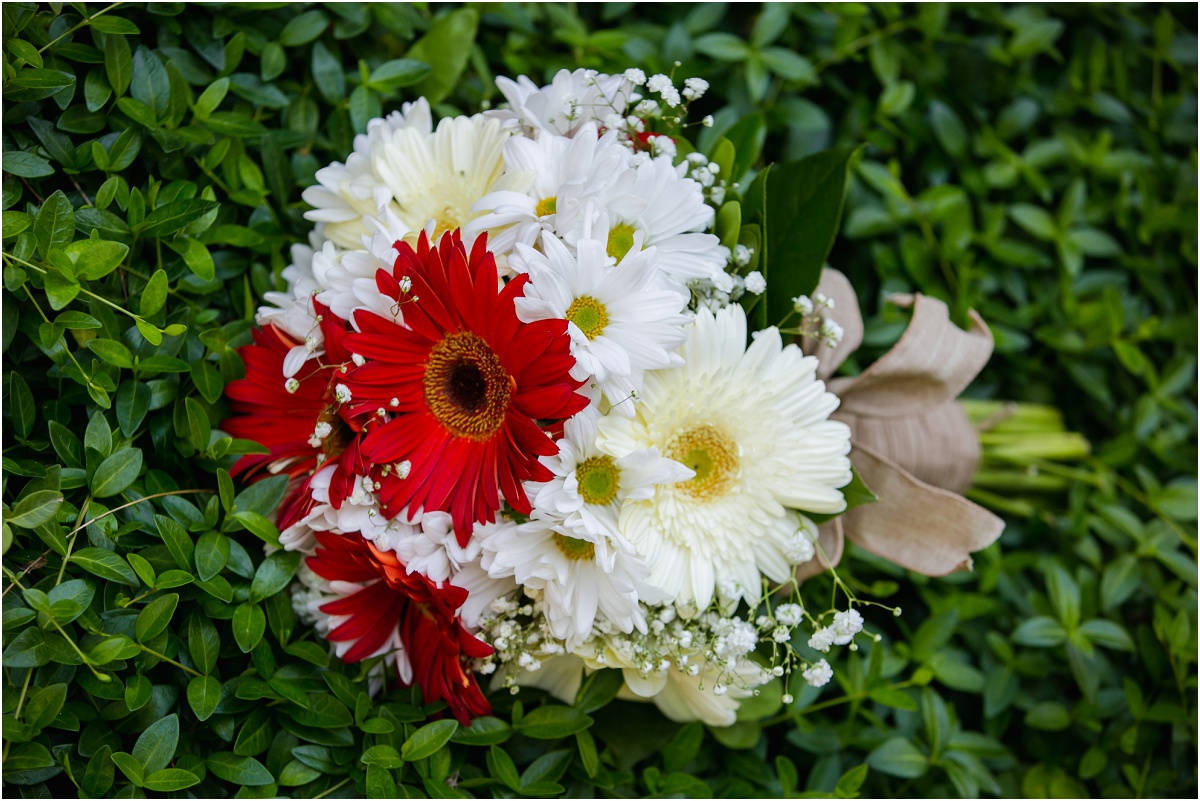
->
{"left": 224, "top": 302, "right": 359, "bottom": 482}
{"left": 306, "top": 530, "right": 493, "bottom": 724}
{"left": 342, "top": 231, "right": 587, "bottom": 544}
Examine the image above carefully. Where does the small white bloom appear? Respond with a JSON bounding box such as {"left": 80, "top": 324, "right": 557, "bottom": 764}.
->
{"left": 792, "top": 295, "right": 814, "bottom": 316}
{"left": 702, "top": 114, "right": 714, "bottom": 127}
{"left": 803, "top": 659, "right": 833, "bottom": 687}
{"left": 334, "top": 383, "right": 351, "bottom": 403}
{"left": 744, "top": 271, "right": 766, "bottom": 295}
{"left": 733, "top": 244, "right": 752, "bottom": 267}
{"left": 647, "top": 74, "right": 671, "bottom": 93}
{"left": 772, "top": 626, "right": 790, "bottom": 643}
{"left": 808, "top": 627, "right": 836, "bottom": 653}
{"left": 683, "top": 77, "right": 709, "bottom": 100}
{"left": 821, "top": 319, "right": 845, "bottom": 347}
{"left": 351, "top": 353, "right": 365, "bottom": 367}
{"left": 775, "top": 603, "right": 804, "bottom": 627}
{"left": 830, "top": 609, "right": 864, "bottom": 645}
{"left": 398, "top": 275, "right": 412, "bottom": 294}
{"left": 634, "top": 99, "right": 660, "bottom": 116}
{"left": 284, "top": 378, "right": 300, "bottom": 394}
{"left": 624, "top": 68, "right": 647, "bottom": 86}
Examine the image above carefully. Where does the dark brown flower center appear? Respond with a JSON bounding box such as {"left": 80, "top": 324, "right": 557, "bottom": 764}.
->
{"left": 424, "top": 331, "right": 512, "bottom": 440}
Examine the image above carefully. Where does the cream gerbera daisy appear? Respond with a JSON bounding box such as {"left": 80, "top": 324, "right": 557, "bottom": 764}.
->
{"left": 511, "top": 233, "right": 689, "bottom": 409}
{"left": 564, "top": 154, "right": 729, "bottom": 292}
{"left": 597, "top": 304, "right": 852, "bottom": 611}
{"left": 465, "top": 122, "right": 639, "bottom": 261}
{"left": 301, "top": 99, "right": 433, "bottom": 249}
{"left": 529, "top": 411, "right": 692, "bottom": 541}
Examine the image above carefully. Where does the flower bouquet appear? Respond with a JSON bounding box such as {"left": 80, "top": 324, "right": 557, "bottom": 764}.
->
{"left": 224, "top": 67, "right": 1004, "bottom": 728}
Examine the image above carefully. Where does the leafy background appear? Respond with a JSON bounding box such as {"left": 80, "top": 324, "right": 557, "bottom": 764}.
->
{"left": 2, "top": 2, "right": 1196, "bottom": 798}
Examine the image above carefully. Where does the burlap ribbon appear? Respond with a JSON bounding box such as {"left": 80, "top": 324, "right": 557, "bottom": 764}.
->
{"left": 796, "top": 269, "right": 1004, "bottom": 580}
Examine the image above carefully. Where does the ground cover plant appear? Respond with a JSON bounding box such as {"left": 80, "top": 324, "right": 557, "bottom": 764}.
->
{"left": 2, "top": 2, "right": 1196, "bottom": 798}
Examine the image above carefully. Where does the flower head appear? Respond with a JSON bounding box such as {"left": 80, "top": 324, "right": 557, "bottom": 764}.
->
{"left": 341, "top": 231, "right": 588, "bottom": 542}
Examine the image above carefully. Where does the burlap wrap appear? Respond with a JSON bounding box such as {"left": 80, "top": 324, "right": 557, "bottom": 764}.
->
{"left": 796, "top": 269, "right": 1004, "bottom": 580}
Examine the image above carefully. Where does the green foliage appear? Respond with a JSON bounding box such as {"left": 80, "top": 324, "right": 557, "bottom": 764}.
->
{"left": 3, "top": 2, "right": 1195, "bottom": 799}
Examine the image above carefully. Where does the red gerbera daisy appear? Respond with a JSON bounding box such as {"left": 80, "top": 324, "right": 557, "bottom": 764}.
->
{"left": 306, "top": 530, "right": 493, "bottom": 724}
{"left": 224, "top": 302, "right": 359, "bottom": 482}
{"left": 342, "top": 231, "right": 587, "bottom": 544}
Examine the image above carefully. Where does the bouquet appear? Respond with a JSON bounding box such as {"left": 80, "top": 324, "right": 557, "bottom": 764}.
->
{"left": 222, "top": 67, "right": 1002, "bottom": 728}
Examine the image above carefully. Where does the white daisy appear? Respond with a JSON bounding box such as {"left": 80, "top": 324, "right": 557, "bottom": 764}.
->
{"left": 480, "top": 515, "right": 666, "bottom": 650}
{"left": 301, "top": 98, "right": 433, "bottom": 249}
{"left": 511, "top": 233, "right": 689, "bottom": 409}
{"left": 596, "top": 304, "right": 852, "bottom": 611}
{"left": 465, "top": 123, "right": 639, "bottom": 262}
{"left": 529, "top": 411, "right": 692, "bottom": 541}
{"left": 564, "top": 154, "right": 729, "bottom": 291}
{"left": 488, "top": 68, "right": 637, "bottom": 137}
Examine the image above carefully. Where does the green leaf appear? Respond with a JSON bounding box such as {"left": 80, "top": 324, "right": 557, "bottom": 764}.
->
{"left": 232, "top": 602, "right": 266, "bottom": 653}
{"left": 755, "top": 146, "right": 861, "bottom": 328}
{"left": 195, "top": 530, "right": 229, "bottom": 581}
{"left": 250, "top": 550, "right": 301, "bottom": 602}
{"left": 104, "top": 34, "right": 132, "bottom": 97}
{"left": 143, "top": 768, "right": 202, "bottom": 792}
{"left": 125, "top": 674, "right": 152, "bottom": 711}
{"left": 866, "top": 737, "right": 928, "bottom": 779}
{"left": 140, "top": 269, "right": 169, "bottom": 316}
{"left": 194, "top": 77, "right": 230, "bottom": 119}
{"left": 230, "top": 510, "right": 281, "bottom": 547}
{"left": 137, "top": 199, "right": 220, "bottom": 238}
{"left": 133, "top": 714, "right": 179, "bottom": 774}
{"left": 135, "top": 592, "right": 179, "bottom": 642}
{"left": 2, "top": 151, "right": 54, "bottom": 178}
{"left": 87, "top": 338, "right": 135, "bottom": 369}
{"left": 71, "top": 239, "right": 129, "bottom": 280}
{"left": 6, "top": 490, "right": 63, "bottom": 529}
{"left": 402, "top": 719, "right": 459, "bottom": 761}
{"left": 111, "top": 751, "right": 144, "bottom": 787}
{"left": 34, "top": 190, "right": 75, "bottom": 259}
{"left": 1012, "top": 616, "right": 1068, "bottom": 647}
{"left": 451, "top": 716, "right": 512, "bottom": 746}
{"left": 90, "top": 447, "right": 143, "bottom": 497}
{"left": 187, "top": 674, "right": 221, "bottom": 721}
{"left": 405, "top": 8, "right": 479, "bottom": 105}
{"left": 280, "top": 10, "right": 330, "bottom": 46}
{"left": 368, "top": 59, "right": 432, "bottom": 90}
{"left": 24, "top": 683, "right": 67, "bottom": 732}
{"left": 487, "top": 744, "right": 521, "bottom": 790}
{"left": 205, "top": 753, "right": 274, "bottom": 786}
{"left": 71, "top": 547, "right": 139, "bottom": 586}
{"left": 1025, "top": 701, "right": 1071, "bottom": 731}
{"left": 929, "top": 101, "right": 969, "bottom": 158}
{"left": 310, "top": 41, "right": 346, "bottom": 102}
{"left": 188, "top": 613, "right": 220, "bottom": 674}
{"left": 516, "top": 705, "right": 593, "bottom": 739}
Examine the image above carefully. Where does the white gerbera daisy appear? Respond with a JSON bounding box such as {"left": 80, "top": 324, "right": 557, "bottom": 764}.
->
{"left": 565, "top": 154, "right": 729, "bottom": 291}
{"left": 597, "top": 304, "right": 852, "bottom": 611}
{"left": 465, "top": 123, "right": 639, "bottom": 261}
{"left": 301, "top": 98, "right": 433, "bottom": 249}
{"left": 511, "top": 233, "right": 689, "bottom": 409}
{"left": 529, "top": 411, "right": 692, "bottom": 541}
{"left": 480, "top": 515, "right": 665, "bottom": 650}
{"left": 488, "top": 68, "right": 637, "bottom": 137}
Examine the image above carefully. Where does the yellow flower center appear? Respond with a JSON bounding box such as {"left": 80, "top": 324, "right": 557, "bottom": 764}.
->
{"left": 565, "top": 295, "right": 609, "bottom": 340}
{"left": 575, "top": 455, "right": 620, "bottom": 505}
{"left": 606, "top": 222, "right": 639, "bottom": 261}
{"left": 535, "top": 196, "right": 557, "bottom": 217}
{"left": 668, "top": 425, "right": 739, "bottom": 501}
{"left": 423, "top": 331, "right": 512, "bottom": 440}
{"left": 553, "top": 533, "right": 596, "bottom": 561}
